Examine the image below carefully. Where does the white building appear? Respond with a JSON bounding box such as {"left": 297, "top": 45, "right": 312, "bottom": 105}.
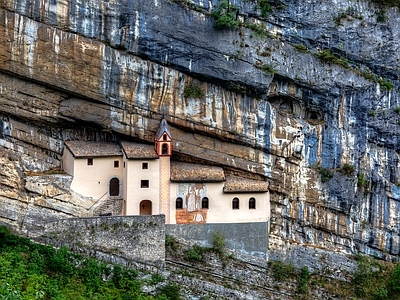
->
{"left": 62, "top": 119, "right": 270, "bottom": 226}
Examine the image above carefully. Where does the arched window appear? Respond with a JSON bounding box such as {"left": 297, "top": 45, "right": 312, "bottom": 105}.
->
{"left": 176, "top": 197, "right": 183, "bottom": 210}
{"left": 162, "top": 144, "right": 168, "bottom": 155}
{"left": 163, "top": 134, "right": 167, "bottom": 141}
{"left": 109, "top": 177, "right": 120, "bottom": 196}
{"left": 202, "top": 197, "right": 209, "bottom": 209}
{"left": 249, "top": 197, "right": 256, "bottom": 209}
{"left": 232, "top": 197, "right": 239, "bottom": 209}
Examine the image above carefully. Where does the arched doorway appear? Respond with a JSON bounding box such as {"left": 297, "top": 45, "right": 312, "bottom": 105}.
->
{"left": 140, "top": 200, "right": 152, "bottom": 215}
{"left": 109, "top": 178, "right": 120, "bottom": 197}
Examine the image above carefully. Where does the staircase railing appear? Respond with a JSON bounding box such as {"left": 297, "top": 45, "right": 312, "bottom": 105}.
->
{"left": 87, "top": 191, "right": 108, "bottom": 211}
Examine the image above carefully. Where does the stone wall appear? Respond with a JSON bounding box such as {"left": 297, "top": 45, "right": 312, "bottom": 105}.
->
{"left": 30, "top": 215, "right": 165, "bottom": 269}
{"left": 166, "top": 222, "right": 269, "bottom": 264}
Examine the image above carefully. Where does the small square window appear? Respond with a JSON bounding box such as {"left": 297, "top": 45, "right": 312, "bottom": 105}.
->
{"left": 142, "top": 162, "right": 148, "bottom": 169}
{"left": 114, "top": 160, "right": 119, "bottom": 168}
{"left": 87, "top": 158, "right": 93, "bottom": 165}
{"left": 141, "top": 180, "right": 149, "bottom": 188}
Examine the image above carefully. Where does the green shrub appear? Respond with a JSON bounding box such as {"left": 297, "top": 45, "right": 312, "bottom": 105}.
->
{"left": 49, "top": 246, "right": 76, "bottom": 276}
{"left": 376, "top": 8, "right": 387, "bottom": 22}
{"left": 378, "top": 77, "right": 394, "bottom": 90}
{"left": 371, "top": 0, "right": 400, "bottom": 8}
{"left": 157, "top": 283, "right": 181, "bottom": 300}
{"left": 150, "top": 273, "right": 164, "bottom": 285}
{"left": 211, "top": 1, "right": 240, "bottom": 30}
{"left": 394, "top": 106, "right": 400, "bottom": 114}
{"left": 315, "top": 49, "right": 349, "bottom": 68}
{"left": 293, "top": 44, "right": 309, "bottom": 53}
{"left": 185, "top": 244, "right": 206, "bottom": 262}
{"left": 319, "top": 167, "right": 334, "bottom": 183}
{"left": 297, "top": 266, "right": 310, "bottom": 295}
{"left": 389, "top": 264, "right": 400, "bottom": 292}
{"left": 342, "top": 163, "right": 355, "bottom": 176}
{"left": 361, "top": 69, "right": 375, "bottom": 81}
{"left": 212, "top": 232, "right": 226, "bottom": 257}
{"left": 245, "top": 22, "right": 268, "bottom": 37}
{"left": 257, "top": 0, "right": 272, "bottom": 17}
{"left": 183, "top": 82, "right": 205, "bottom": 99}
{"left": 357, "top": 173, "right": 369, "bottom": 187}
{"left": 255, "top": 63, "right": 276, "bottom": 74}
{"left": 270, "top": 261, "right": 295, "bottom": 281}
{"left": 165, "top": 235, "right": 179, "bottom": 251}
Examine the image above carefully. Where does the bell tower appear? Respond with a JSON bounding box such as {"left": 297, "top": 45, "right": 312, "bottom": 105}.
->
{"left": 155, "top": 118, "right": 172, "bottom": 156}
{"left": 155, "top": 118, "right": 172, "bottom": 223}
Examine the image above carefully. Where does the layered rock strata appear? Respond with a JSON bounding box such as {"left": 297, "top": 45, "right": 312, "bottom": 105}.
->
{"left": 0, "top": 0, "right": 399, "bottom": 263}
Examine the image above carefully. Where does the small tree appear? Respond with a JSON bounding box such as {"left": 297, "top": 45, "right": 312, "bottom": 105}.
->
{"left": 211, "top": 1, "right": 240, "bottom": 29}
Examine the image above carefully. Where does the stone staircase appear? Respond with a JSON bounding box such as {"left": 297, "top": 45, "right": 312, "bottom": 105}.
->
{"left": 93, "top": 197, "right": 123, "bottom": 216}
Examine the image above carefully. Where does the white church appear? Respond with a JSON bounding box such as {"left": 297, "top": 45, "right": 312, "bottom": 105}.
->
{"left": 62, "top": 119, "right": 270, "bottom": 226}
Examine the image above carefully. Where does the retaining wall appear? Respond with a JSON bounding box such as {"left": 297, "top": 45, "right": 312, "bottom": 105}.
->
{"left": 30, "top": 215, "right": 165, "bottom": 269}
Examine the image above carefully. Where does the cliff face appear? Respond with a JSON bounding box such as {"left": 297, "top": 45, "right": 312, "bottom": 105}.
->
{"left": 0, "top": 0, "right": 400, "bottom": 262}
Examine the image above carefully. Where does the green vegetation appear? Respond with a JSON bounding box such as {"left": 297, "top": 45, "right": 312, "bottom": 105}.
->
{"left": 166, "top": 235, "right": 179, "bottom": 251}
{"left": 183, "top": 82, "right": 205, "bottom": 99}
{"left": 257, "top": 0, "right": 273, "bottom": 17}
{"left": 269, "top": 260, "right": 295, "bottom": 281}
{"left": 319, "top": 167, "right": 334, "bottom": 183}
{"left": 341, "top": 163, "right": 355, "bottom": 176}
{"left": 378, "top": 77, "right": 394, "bottom": 91}
{"left": 211, "top": 1, "right": 240, "bottom": 29}
{"left": 254, "top": 63, "right": 276, "bottom": 74}
{"left": 212, "top": 232, "right": 226, "bottom": 257}
{"left": 394, "top": 106, "right": 400, "bottom": 114}
{"left": 361, "top": 69, "right": 376, "bottom": 81}
{"left": 184, "top": 232, "right": 229, "bottom": 262}
{"left": 358, "top": 173, "right": 369, "bottom": 187}
{"left": 185, "top": 244, "right": 207, "bottom": 262}
{"left": 334, "top": 6, "right": 363, "bottom": 25}
{"left": 244, "top": 22, "right": 268, "bottom": 37}
{"left": 376, "top": 8, "right": 387, "bottom": 22}
{"left": 293, "top": 44, "right": 309, "bottom": 53}
{"left": 352, "top": 253, "right": 400, "bottom": 299}
{"left": 297, "top": 266, "right": 310, "bottom": 295}
{"left": 314, "top": 49, "right": 349, "bottom": 68}
{"left": 0, "top": 226, "right": 179, "bottom": 300}
{"left": 371, "top": 0, "right": 400, "bottom": 8}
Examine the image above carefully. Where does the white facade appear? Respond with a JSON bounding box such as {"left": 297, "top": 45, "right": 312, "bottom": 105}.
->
{"left": 124, "top": 158, "right": 160, "bottom": 216}
{"left": 168, "top": 182, "right": 270, "bottom": 225}
{"left": 62, "top": 120, "right": 270, "bottom": 226}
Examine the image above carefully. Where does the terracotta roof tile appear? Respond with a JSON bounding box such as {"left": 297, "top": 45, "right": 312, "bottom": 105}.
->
{"left": 64, "top": 141, "right": 122, "bottom": 157}
{"left": 223, "top": 175, "right": 269, "bottom": 193}
{"left": 170, "top": 162, "right": 225, "bottom": 182}
{"left": 120, "top": 141, "right": 158, "bottom": 159}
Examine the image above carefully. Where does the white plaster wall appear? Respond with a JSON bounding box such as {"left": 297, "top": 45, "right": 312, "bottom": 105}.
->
{"left": 62, "top": 148, "right": 75, "bottom": 176}
{"left": 125, "top": 159, "right": 160, "bottom": 215}
{"left": 70, "top": 156, "right": 123, "bottom": 199}
{"left": 169, "top": 182, "right": 270, "bottom": 224}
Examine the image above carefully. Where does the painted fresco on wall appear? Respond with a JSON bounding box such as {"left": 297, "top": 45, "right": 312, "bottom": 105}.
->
{"left": 175, "top": 183, "right": 207, "bottom": 224}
